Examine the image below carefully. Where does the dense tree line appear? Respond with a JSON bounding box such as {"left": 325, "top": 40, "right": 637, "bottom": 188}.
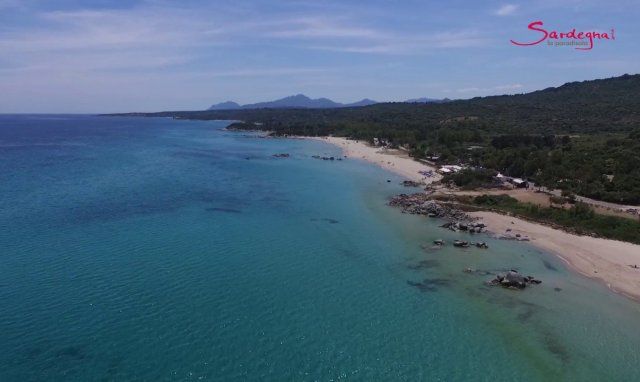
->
{"left": 113, "top": 74, "right": 640, "bottom": 204}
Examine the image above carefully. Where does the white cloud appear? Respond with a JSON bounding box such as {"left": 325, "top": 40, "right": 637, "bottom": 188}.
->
{"left": 198, "top": 67, "right": 328, "bottom": 78}
{"left": 0, "top": 6, "right": 488, "bottom": 59}
{"left": 495, "top": 4, "right": 518, "bottom": 16}
{"left": 2, "top": 8, "right": 218, "bottom": 52}
{"left": 303, "top": 30, "right": 491, "bottom": 54}
{"left": 267, "top": 17, "right": 383, "bottom": 39}
{"left": 0, "top": 2, "right": 508, "bottom": 112}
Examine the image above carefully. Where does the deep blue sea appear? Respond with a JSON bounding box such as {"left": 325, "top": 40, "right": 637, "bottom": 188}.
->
{"left": 1, "top": 115, "right": 640, "bottom": 381}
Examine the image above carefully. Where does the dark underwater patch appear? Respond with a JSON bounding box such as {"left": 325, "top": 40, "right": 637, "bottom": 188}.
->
{"left": 48, "top": 187, "right": 250, "bottom": 226}
{"left": 407, "top": 259, "right": 440, "bottom": 270}
{"left": 310, "top": 218, "right": 340, "bottom": 224}
{"left": 207, "top": 207, "right": 242, "bottom": 213}
{"left": 170, "top": 149, "right": 223, "bottom": 161}
{"left": 258, "top": 195, "right": 290, "bottom": 203}
{"left": 407, "top": 278, "right": 450, "bottom": 292}
{"left": 55, "top": 345, "right": 87, "bottom": 361}
{"left": 541, "top": 330, "right": 570, "bottom": 364}
{"left": 516, "top": 306, "right": 537, "bottom": 323}
{"left": 543, "top": 260, "right": 559, "bottom": 271}
{"left": 485, "top": 294, "right": 540, "bottom": 312}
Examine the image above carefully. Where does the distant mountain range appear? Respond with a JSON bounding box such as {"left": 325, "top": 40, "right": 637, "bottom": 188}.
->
{"left": 207, "top": 94, "right": 447, "bottom": 110}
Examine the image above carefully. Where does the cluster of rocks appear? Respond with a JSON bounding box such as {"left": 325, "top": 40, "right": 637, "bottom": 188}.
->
{"left": 401, "top": 180, "right": 422, "bottom": 187}
{"left": 495, "top": 229, "right": 531, "bottom": 241}
{"left": 441, "top": 221, "right": 486, "bottom": 234}
{"left": 311, "top": 155, "right": 343, "bottom": 161}
{"left": 389, "top": 194, "right": 492, "bottom": 241}
{"left": 433, "top": 239, "right": 488, "bottom": 249}
{"left": 389, "top": 193, "right": 467, "bottom": 220}
{"left": 487, "top": 270, "right": 542, "bottom": 289}
{"left": 454, "top": 240, "right": 488, "bottom": 248}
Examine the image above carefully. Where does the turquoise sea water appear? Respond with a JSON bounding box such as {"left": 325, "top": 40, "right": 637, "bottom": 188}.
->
{"left": 1, "top": 115, "right": 639, "bottom": 381}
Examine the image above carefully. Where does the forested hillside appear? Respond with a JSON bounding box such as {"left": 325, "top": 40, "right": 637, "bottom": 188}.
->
{"left": 112, "top": 74, "right": 640, "bottom": 204}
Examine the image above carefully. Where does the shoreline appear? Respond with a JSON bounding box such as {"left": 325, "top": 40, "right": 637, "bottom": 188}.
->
{"left": 309, "top": 135, "right": 640, "bottom": 302}
{"left": 309, "top": 136, "right": 441, "bottom": 184}
{"left": 469, "top": 211, "right": 640, "bottom": 301}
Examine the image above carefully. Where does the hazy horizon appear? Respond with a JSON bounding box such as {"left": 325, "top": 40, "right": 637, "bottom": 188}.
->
{"left": 1, "top": 0, "right": 639, "bottom": 113}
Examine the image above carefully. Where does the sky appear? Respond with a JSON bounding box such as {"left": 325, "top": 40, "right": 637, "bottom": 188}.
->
{"left": 0, "top": 0, "right": 639, "bottom": 113}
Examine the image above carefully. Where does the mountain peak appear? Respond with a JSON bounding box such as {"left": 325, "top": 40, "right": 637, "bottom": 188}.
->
{"left": 206, "top": 95, "right": 449, "bottom": 110}
{"left": 207, "top": 101, "right": 241, "bottom": 110}
{"left": 207, "top": 95, "right": 453, "bottom": 110}
{"left": 348, "top": 98, "right": 378, "bottom": 107}
{"left": 207, "top": 95, "right": 378, "bottom": 110}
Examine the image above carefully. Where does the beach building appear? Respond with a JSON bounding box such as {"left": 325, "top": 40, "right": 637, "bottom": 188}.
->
{"left": 510, "top": 178, "right": 529, "bottom": 188}
{"left": 438, "top": 165, "right": 463, "bottom": 174}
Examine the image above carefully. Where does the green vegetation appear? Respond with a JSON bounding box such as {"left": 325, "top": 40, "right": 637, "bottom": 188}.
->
{"left": 442, "top": 168, "right": 498, "bottom": 190}
{"left": 471, "top": 194, "right": 640, "bottom": 244}
{"left": 111, "top": 74, "right": 640, "bottom": 205}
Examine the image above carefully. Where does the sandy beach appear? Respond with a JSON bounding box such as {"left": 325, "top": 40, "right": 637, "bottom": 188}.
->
{"left": 469, "top": 211, "right": 640, "bottom": 301}
{"left": 312, "top": 136, "right": 441, "bottom": 184}
{"left": 316, "top": 136, "right": 640, "bottom": 301}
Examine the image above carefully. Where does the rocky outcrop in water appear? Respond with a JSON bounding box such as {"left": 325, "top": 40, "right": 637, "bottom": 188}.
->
{"left": 487, "top": 270, "right": 542, "bottom": 289}
{"left": 389, "top": 193, "right": 487, "bottom": 236}
{"left": 441, "top": 221, "right": 486, "bottom": 234}
{"left": 475, "top": 241, "right": 489, "bottom": 248}
{"left": 389, "top": 194, "right": 466, "bottom": 219}
{"left": 311, "top": 155, "right": 342, "bottom": 161}
{"left": 453, "top": 240, "right": 469, "bottom": 248}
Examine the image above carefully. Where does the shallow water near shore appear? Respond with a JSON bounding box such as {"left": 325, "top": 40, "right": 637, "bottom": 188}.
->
{"left": 1, "top": 115, "right": 639, "bottom": 381}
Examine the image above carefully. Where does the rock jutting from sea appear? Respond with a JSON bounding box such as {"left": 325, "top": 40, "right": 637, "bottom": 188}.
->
{"left": 388, "top": 193, "right": 486, "bottom": 233}
{"left": 486, "top": 270, "right": 542, "bottom": 289}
